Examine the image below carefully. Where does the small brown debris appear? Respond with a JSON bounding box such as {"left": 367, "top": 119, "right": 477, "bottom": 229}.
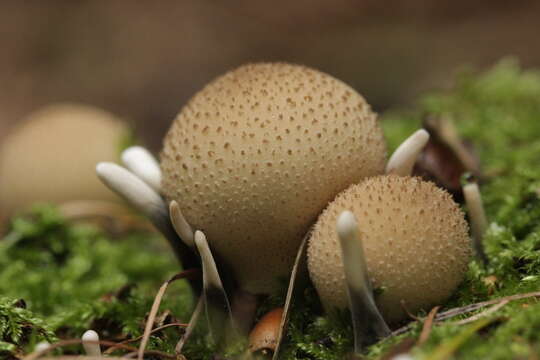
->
{"left": 249, "top": 308, "right": 284, "bottom": 354}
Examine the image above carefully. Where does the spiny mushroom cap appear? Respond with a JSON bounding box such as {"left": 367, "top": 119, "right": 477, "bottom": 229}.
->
{"left": 160, "top": 63, "right": 387, "bottom": 294}
{"left": 0, "top": 104, "right": 129, "bottom": 216}
{"left": 307, "top": 175, "right": 471, "bottom": 323}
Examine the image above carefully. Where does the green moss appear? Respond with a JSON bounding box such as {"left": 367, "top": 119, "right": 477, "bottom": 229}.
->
{"left": 0, "top": 205, "right": 194, "bottom": 357}
{"left": 1, "top": 59, "right": 540, "bottom": 359}
{"left": 0, "top": 297, "right": 56, "bottom": 358}
{"left": 375, "top": 59, "right": 540, "bottom": 359}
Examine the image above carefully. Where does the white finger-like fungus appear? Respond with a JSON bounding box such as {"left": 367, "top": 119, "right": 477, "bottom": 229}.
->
{"left": 0, "top": 103, "right": 130, "bottom": 217}
{"left": 96, "top": 162, "right": 168, "bottom": 227}
{"left": 121, "top": 146, "right": 162, "bottom": 193}
{"left": 195, "top": 230, "right": 228, "bottom": 291}
{"left": 96, "top": 162, "right": 196, "bottom": 268}
{"left": 463, "top": 182, "right": 489, "bottom": 264}
{"left": 336, "top": 211, "right": 389, "bottom": 350}
{"left": 194, "top": 230, "right": 237, "bottom": 339}
{"left": 386, "top": 129, "right": 430, "bottom": 176}
{"left": 308, "top": 175, "right": 471, "bottom": 323}
{"left": 170, "top": 200, "right": 195, "bottom": 247}
{"left": 160, "top": 62, "right": 387, "bottom": 294}
{"left": 82, "top": 329, "right": 101, "bottom": 356}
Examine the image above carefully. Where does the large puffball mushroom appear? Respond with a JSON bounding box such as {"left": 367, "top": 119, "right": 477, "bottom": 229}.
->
{"left": 0, "top": 104, "right": 130, "bottom": 217}
{"left": 160, "top": 63, "right": 387, "bottom": 294}
{"left": 307, "top": 175, "right": 471, "bottom": 323}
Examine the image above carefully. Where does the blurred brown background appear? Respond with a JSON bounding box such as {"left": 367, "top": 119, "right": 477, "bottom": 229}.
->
{"left": 1, "top": 1, "right": 539, "bottom": 150}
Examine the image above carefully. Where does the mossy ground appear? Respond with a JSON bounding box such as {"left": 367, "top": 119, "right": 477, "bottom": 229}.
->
{"left": 1, "top": 59, "right": 540, "bottom": 359}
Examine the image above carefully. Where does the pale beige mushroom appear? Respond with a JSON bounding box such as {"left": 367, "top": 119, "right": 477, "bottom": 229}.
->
{"left": 307, "top": 175, "right": 471, "bottom": 323}
{"left": 0, "top": 103, "right": 130, "bottom": 218}
{"left": 160, "top": 62, "right": 387, "bottom": 295}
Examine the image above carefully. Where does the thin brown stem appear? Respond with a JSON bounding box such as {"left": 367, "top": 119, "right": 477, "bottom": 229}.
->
{"left": 137, "top": 269, "right": 200, "bottom": 360}
{"left": 103, "top": 323, "right": 187, "bottom": 354}
{"left": 391, "top": 290, "right": 540, "bottom": 336}
{"left": 23, "top": 339, "right": 175, "bottom": 360}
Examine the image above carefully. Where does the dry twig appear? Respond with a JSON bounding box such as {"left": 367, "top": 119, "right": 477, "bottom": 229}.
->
{"left": 23, "top": 339, "right": 175, "bottom": 360}
{"left": 392, "top": 290, "right": 540, "bottom": 336}
{"left": 103, "top": 323, "right": 187, "bottom": 354}
{"left": 449, "top": 300, "right": 509, "bottom": 326}
{"left": 417, "top": 306, "right": 440, "bottom": 345}
{"left": 137, "top": 269, "right": 200, "bottom": 360}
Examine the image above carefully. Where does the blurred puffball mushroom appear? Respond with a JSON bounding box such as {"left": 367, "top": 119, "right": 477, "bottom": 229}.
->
{"left": 307, "top": 175, "right": 471, "bottom": 323}
{"left": 34, "top": 341, "right": 51, "bottom": 353}
{"left": 160, "top": 62, "right": 387, "bottom": 295}
{"left": 391, "top": 354, "right": 415, "bottom": 360}
{"left": 82, "top": 329, "right": 101, "bottom": 356}
{"left": 0, "top": 103, "right": 131, "bottom": 219}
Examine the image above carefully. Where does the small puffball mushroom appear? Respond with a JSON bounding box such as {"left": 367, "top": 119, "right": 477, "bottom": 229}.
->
{"left": 161, "top": 62, "right": 387, "bottom": 294}
{"left": 82, "top": 329, "right": 101, "bottom": 356}
{"left": 307, "top": 175, "right": 471, "bottom": 323}
{"left": 0, "top": 103, "right": 130, "bottom": 217}
{"left": 249, "top": 308, "right": 284, "bottom": 354}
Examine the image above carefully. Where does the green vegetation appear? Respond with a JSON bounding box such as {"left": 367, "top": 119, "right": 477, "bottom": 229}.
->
{"left": 0, "top": 205, "right": 194, "bottom": 358}
{"left": 1, "top": 59, "right": 540, "bottom": 359}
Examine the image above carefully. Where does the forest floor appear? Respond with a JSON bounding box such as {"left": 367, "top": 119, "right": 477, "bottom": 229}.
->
{"left": 1, "top": 59, "right": 540, "bottom": 360}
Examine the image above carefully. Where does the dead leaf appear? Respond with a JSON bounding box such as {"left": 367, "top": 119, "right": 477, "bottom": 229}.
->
{"left": 413, "top": 115, "right": 481, "bottom": 201}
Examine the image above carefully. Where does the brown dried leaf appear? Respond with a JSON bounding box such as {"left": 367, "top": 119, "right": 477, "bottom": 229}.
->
{"left": 413, "top": 115, "right": 481, "bottom": 201}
